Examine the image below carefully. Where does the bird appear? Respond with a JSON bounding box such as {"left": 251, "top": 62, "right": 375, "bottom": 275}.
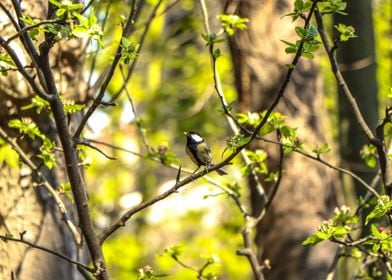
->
{"left": 184, "top": 131, "right": 227, "bottom": 175}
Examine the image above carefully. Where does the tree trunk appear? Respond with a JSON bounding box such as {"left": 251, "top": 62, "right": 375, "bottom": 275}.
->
{"left": 227, "top": 1, "right": 341, "bottom": 279}
{"left": 334, "top": 0, "right": 379, "bottom": 198}
{"left": 0, "top": 1, "right": 86, "bottom": 279}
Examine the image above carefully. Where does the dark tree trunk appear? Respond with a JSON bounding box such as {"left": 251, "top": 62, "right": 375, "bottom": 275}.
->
{"left": 227, "top": 1, "right": 341, "bottom": 279}
{"left": 334, "top": 0, "right": 379, "bottom": 197}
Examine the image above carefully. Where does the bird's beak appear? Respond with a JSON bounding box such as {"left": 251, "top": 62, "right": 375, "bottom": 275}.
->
{"left": 184, "top": 131, "right": 188, "bottom": 136}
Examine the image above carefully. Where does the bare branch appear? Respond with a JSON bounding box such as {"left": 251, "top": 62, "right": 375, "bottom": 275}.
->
{"left": 4, "top": 19, "right": 62, "bottom": 45}
{"left": 120, "top": 66, "right": 151, "bottom": 152}
{"left": 237, "top": 227, "right": 265, "bottom": 280}
{"left": 0, "top": 234, "right": 93, "bottom": 272}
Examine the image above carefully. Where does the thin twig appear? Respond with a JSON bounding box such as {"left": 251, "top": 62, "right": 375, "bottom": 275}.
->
{"left": 77, "top": 139, "right": 117, "bottom": 160}
{"left": 4, "top": 19, "right": 62, "bottom": 45}
{"left": 263, "top": 130, "right": 285, "bottom": 211}
{"left": 0, "top": 234, "right": 93, "bottom": 272}
{"left": 120, "top": 66, "right": 151, "bottom": 152}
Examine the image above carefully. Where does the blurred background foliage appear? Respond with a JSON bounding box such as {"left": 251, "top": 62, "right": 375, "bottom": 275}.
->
{"left": 79, "top": 0, "right": 391, "bottom": 278}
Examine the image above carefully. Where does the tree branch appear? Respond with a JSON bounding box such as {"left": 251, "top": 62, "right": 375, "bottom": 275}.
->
{"left": 0, "top": 234, "right": 93, "bottom": 273}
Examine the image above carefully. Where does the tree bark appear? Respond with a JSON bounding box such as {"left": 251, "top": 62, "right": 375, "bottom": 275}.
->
{"left": 227, "top": 1, "right": 341, "bottom": 279}
{"left": 0, "top": 1, "right": 86, "bottom": 279}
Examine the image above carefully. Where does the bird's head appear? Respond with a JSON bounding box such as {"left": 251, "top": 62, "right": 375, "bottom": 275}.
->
{"left": 184, "top": 131, "right": 204, "bottom": 144}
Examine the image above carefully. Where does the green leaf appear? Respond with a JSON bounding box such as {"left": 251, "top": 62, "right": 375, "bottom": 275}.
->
{"left": 164, "top": 245, "right": 183, "bottom": 258}
{"left": 226, "top": 134, "right": 251, "bottom": 151}
{"left": 217, "top": 14, "right": 249, "bottom": 36}
{"left": 334, "top": 24, "right": 357, "bottom": 42}
{"left": 8, "top": 118, "right": 43, "bottom": 139}
{"left": 61, "top": 98, "right": 85, "bottom": 114}
{"left": 0, "top": 140, "right": 19, "bottom": 168}
{"left": 365, "top": 196, "right": 392, "bottom": 225}
{"left": 21, "top": 96, "right": 50, "bottom": 113}
{"left": 37, "top": 138, "right": 56, "bottom": 169}
{"left": 360, "top": 144, "right": 377, "bottom": 168}
{"left": 312, "top": 143, "right": 330, "bottom": 156}
{"left": 302, "top": 234, "right": 324, "bottom": 246}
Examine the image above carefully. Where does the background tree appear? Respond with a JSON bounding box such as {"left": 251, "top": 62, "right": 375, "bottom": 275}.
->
{"left": 226, "top": 1, "right": 340, "bottom": 279}
{"left": 334, "top": 0, "right": 379, "bottom": 201}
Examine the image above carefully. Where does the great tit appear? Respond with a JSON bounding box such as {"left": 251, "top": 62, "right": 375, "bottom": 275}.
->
{"left": 184, "top": 131, "right": 227, "bottom": 175}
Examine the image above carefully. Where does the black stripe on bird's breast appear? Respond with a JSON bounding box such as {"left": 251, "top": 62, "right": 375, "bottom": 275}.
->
{"left": 186, "top": 143, "right": 205, "bottom": 166}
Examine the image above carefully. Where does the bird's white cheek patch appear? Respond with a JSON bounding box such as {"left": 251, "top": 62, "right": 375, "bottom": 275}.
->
{"left": 191, "top": 134, "right": 204, "bottom": 142}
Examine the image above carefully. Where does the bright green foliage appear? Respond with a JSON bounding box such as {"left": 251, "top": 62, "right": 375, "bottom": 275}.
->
{"left": 9, "top": 118, "right": 43, "bottom": 140}
{"left": 312, "top": 143, "right": 331, "bottom": 157}
{"left": 237, "top": 112, "right": 262, "bottom": 128}
{"left": 317, "top": 0, "right": 347, "bottom": 15}
{"left": 72, "top": 11, "right": 104, "bottom": 48}
{"left": 334, "top": 23, "right": 357, "bottom": 42}
{"left": 364, "top": 225, "right": 392, "bottom": 254}
{"left": 284, "top": 0, "right": 313, "bottom": 21}
{"left": 20, "top": 15, "right": 45, "bottom": 40}
{"left": 0, "top": 139, "right": 19, "bottom": 168}
{"left": 217, "top": 14, "right": 249, "bottom": 36}
{"left": 303, "top": 206, "right": 357, "bottom": 246}
{"left": 164, "top": 245, "right": 184, "bottom": 259}
{"left": 120, "top": 37, "right": 140, "bottom": 64}
{"left": 49, "top": 0, "right": 84, "bottom": 19}
{"left": 37, "top": 138, "right": 56, "bottom": 169}
{"left": 21, "top": 96, "right": 50, "bottom": 113}
{"left": 8, "top": 118, "right": 56, "bottom": 168}
{"left": 61, "top": 98, "right": 85, "bottom": 114}
{"left": 360, "top": 144, "right": 378, "bottom": 168}
{"left": 365, "top": 196, "right": 392, "bottom": 225}
{"left": 0, "top": 52, "right": 14, "bottom": 76}
{"left": 282, "top": 25, "right": 321, "bottom": 59}
{"left": 225, "top": 134, "right": 251, "bottom": 151}
{"left": 243, "top": 149, "right": 268, "bottom": 175}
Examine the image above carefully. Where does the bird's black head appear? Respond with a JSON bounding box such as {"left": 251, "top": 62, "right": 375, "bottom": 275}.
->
{"left": 184, "top": 131, "right": 204, "bottom": 144}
